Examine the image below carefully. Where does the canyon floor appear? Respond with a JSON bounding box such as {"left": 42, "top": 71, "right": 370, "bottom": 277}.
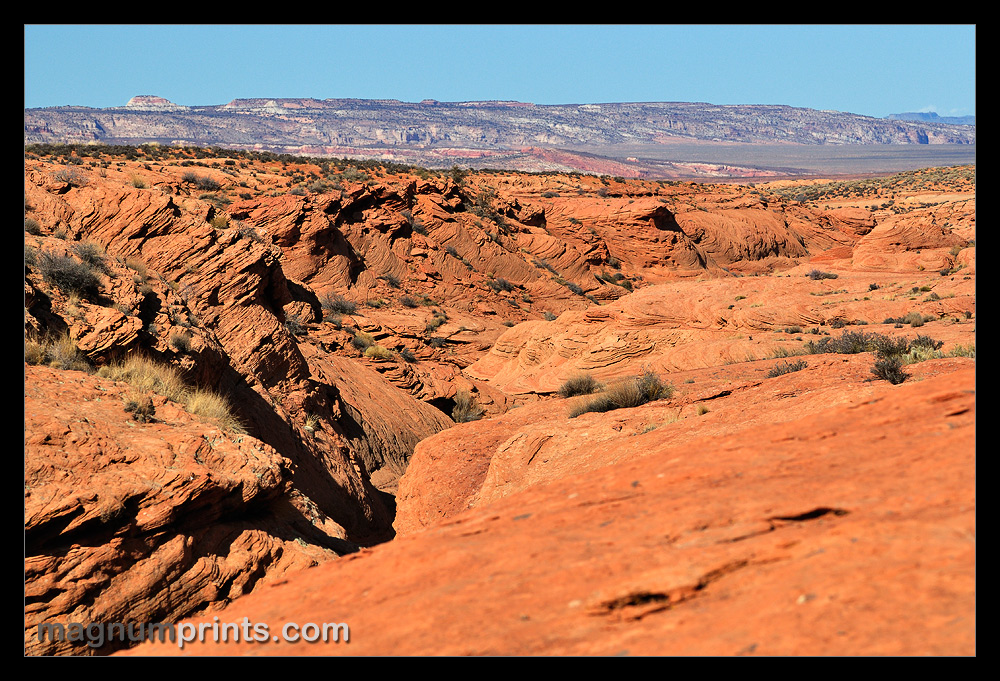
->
{"left": 23, "top": 145, "right": 975, "bottom": 656}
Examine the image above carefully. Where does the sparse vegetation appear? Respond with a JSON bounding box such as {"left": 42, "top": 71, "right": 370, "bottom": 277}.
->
{"left": 364, "top": 345, "right": 394, "bottom": 360}
{"left": 487, "top": 277, "right": 516, "bottom": 293}
{"left": 557, "top": 373, "right": 602, "bottom": 398}
{"left": 568, "top": 370, "right": 673, "bottom": 418}
{"left": 97, "top": 355, "right": 245, "bottom": 433}
{"left": 123, "top": 391, "right": 156, "bottom": 423}
{"left": 38, "top": 250, "right": 101, "bottom": 297}
{"left": 351, "top": 331, "right": 375, "bottom": 352}
{"left": 25, "top": 332, "right": 91, "bottom": 372}
{"left": 871, "top": 355, "right": 908, "bottom": 385}
{"left": 284, "top": 312, "right": 307, "bottom": 337}
{"left": 321, "top": 293, "right": 357, "bottom": 316}
{"left": 766, "top": 359, "right": 807, "bottom": 378}
{"left": 169, "top": 332, "right": 192, "bottom": 353}
{"left": 451, "top": 390, "right": 485, "bottom": 423}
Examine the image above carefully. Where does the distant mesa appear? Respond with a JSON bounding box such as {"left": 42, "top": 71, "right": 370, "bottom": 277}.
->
{"left": 124, "top": 95, "right": 187, "bottom": 111}
{"left": 886, "top": 111, "right": 976, "bottom": 126}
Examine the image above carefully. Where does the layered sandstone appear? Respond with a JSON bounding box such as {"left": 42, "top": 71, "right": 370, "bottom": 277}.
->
{"left": 24, "top": 146, "right": 975, "bottom": 656}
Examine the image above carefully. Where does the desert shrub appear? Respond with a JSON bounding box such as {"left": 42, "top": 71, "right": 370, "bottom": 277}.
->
{"left": 557, "top": 373, "right": 601, "bottom": 398}
{"left": 565, "top": 281, "right": 585, "bottom": 296}
{"left": 53, "top": 167, "right": 88, "bottom": 187}
{"left": 427, "top": 336, "right": 447, "bottom": 348}
{"left": 487, "top": 277, "right": 516, "bottom": 293}
{"left": 124, "top": 257, "right": 148, "bottom": 280}
{"left": 196, "top": 176, "right": 221, "bottom": 191}
{"left": 399, "top": 347, "right": 417, "bottom": 363}
{"left": 805, "top": 330, "right": 906, "bottom": 356}
{"left": 321, "top": 293, "right": 357, "bottom": 316}
{"left": 909, "top": 335, "right": 944, "bottom": 352}
{"left": 569, "top": 370, "right": 672, "bottom": 418}
{"left": 71, "top": 241, "right": 108, "bottom": 272}
{"left": 380, "top": 273, "right": 401, "bottom": 288}
{"left": 399, "top": 295, "right": 419, "bottom": 308}
{"left": 871, "top": 355, "right": 908, "bottom": 384}
{"left": 947, "top": 344, "right": 976, "bottom": 358}
{"left": 169, "top": 332, "right": 192, "bottom": 353}
{"left": 24, "top": 218, "right": 42, "bottom": 235}
{"left": 364, "top": 345, "right": 394, "bottom": 360}
{"left": 451, "top": 390, "right": 485, "bottom": 423}
{"left": 38, "top": 250, "right": 101, "bottom": 297}
{"left": 766, "top": 359, "right": 808, "bottom": 378}
{"left": 25, "top": 332, "right": 91, "bottom": 372}
{"left": 123, "top": 391, "right": 156, "bottom": 423}
{"left": 807, "top": 269, "right": 839, "bottom": 280}
{"left": 543, "top": 311, "right": 557, "bottom": 321}
{"left": 351, "top": 331, "right": 375, "bottom": 352}
{"left": 284, "top": 313, "right": 307, "bottom": 337}
{"left": 130, "top": 175, "right": 148, "bottom": 189}
{"left": 425, "top": 312, "right": 448, "bottom": 333}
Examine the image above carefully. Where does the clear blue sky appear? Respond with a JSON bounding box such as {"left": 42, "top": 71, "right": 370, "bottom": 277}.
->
{"left": 24, "top": 25, "right": 976, "bottom": 119}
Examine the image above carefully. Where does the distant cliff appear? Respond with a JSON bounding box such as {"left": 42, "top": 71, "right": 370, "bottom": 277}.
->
{"left": 25, "top": 97, "right": 976, "bottom": 155}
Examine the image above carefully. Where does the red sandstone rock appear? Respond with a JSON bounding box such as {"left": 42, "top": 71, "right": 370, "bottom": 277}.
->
{"left": 24, "top": 149, "right": 976, "bottom": 656}
{"left": 126, "top": 365, "right": 975, "bottom": 656}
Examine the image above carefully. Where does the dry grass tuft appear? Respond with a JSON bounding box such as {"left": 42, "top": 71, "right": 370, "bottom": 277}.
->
{"left": 97, "top": 356, "right": 244, "bottom": 433}
{"left": 569, "top": 370, "right": 673, "bottom": 418}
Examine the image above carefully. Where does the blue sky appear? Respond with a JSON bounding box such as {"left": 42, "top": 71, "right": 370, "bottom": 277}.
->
{"left": 24, "top": 25, "right": 976, "bottom": 118}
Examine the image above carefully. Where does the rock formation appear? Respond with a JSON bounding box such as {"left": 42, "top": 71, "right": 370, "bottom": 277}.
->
{"left": 24, "top": 144, "right": 975, "bottom": 655}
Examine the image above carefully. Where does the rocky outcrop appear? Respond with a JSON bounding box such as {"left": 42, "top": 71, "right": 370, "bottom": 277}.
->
{"left": 127, "top": 363, "right": 975, "bottom": 656}
{"left": 24, "top": 365, "right": 342, "bottom": 656}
